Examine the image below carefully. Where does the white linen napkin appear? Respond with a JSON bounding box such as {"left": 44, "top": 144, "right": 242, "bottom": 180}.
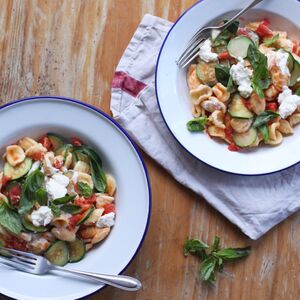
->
{"left": 110, "top": 14, "right": 300, "bottom": 240}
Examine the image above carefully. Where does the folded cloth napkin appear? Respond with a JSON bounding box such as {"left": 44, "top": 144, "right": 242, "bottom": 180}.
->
{"left": 110, "top": 14, "right": 300, "bottom": 240}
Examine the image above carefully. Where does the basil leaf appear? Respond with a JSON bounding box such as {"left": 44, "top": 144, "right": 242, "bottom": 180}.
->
{"left": 247, "top": 44, "right": 271, "bottom": 98}
{"left": 253, "top": 111, "right": 279, "bottom": 128}
{"left": 215, "top": 65, "right": 230, "bottom": 86}
{"left": 213, "top": 21, "right": 239, "bottom": 46}
{"left": 184, "top": 239, "right": 208, "bottom": 259}
{"left": 227, "top": 76, "right": 236, "bottom": 93}
{"left": 263, "top": 33, "right": 279, "bottom": 47}
{"left": 61, "top": 204, "right": 82, "bottom": 215}
{"left": 36, "top": 188, "right": 48, "bottom": 206}
{"left": 73, "top": 146, "right": 107, "bottom": 193}
{"left": 49, "top": 203, "right": 61, "bottom": 217}
{"left": 211, "top": 236, "right": 221, "bottom": 252}
{"left": 0, "top": 200, "right": 22, "bottom": 235}
{"left": 215, "top": 247, "right": 251, "bottom": 261}
{"left": 295, "top": 87, "right": 300, "bottom": 96}
{"left": 258, "top": 124, "right": 269, "bottom": 142}
{"left": 199, "top": 256, "right": 218, "bottom": 283}
{"left": 19, "top": 169, "right": 45, "bottom": 214}
{"left": 77, "top": 182, "right": 93, "bottom": 198}
{"left": 187, "top": 117, "right": 208, "bottom": 132}
{"left": 52, "top": 195, "right": 76, "bottom": 205}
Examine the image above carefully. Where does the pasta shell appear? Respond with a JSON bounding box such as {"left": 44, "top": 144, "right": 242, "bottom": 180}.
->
{"left": 201, "top": 97, "right": 226, "bottom": 113}
{"left": 29, "top": 237, "right": 50, "bottom": 254}
{"left": 64, "top": 153, "right": 73, "bottom": 169}
{"left": 106, "top": 174, "right": 117, "bottom": 196}
{"left": 92, "top": 227, "right": 110, "bottom": 245}
{"left": 269, "top": 122, "right": 280, "bottom": 140}
{"left": 43, "top": 152, "right": 57, "bottom": 176}
{"left": 51, "top": 213, "right": 70, "bottom": 228}
{"left": 77, "top": 172, "right": 94, "bottom": 189}
{"left": 192, "top": 104, "right": 204, "bottom": 118}
{"left": 190, "top": 85, "right": 212, "bottom": 105}
{"left": 264, "top": 84, "right": 279, "bottom": 102}
{"left": 95, "top": 194, "right": 114, "bottom": 208}
{"left": 265, "top": 131, "right": 283, "bottom": 146}
{"left": 187, "top": 64, "right": 201, "bottom": 90}
{"left": 85, "top": 243, "right": 93, "bottom": 251}
{"left": 79, "top": 226, "right": 98, "bottom": 240}
{"left": 26, "top": 143, "right": 47, "bottom": 159}
{"left": 74, "top": 161, "right": 91, "bottom": 174}
{"left": 209, "top": 110, "right": 225, "bottom": 129}
{"left": 230, "top": 118, "right": 252, "bottom": 133}
{"left": 278, "top": 119, "right": 294, "bottom": 135}
{"left": 207, "top": 125, "right": 225, "bottom": 139}
{"left": 51, "top": 227, "right": 77, "bottom": 242}
{"left": 6, "top": 145, "right": 26, "bottom": 166}
{"left": 289, "top": 113, "right": 300, "bottom": 127}
{"left": 249, "top": 93, "right": 266, "bottom": 115}
{"left": 18, "top": 137, "right": 38, "bottom": 151}
{"left": 212, "top": 83, "right": 230, "bottom": 103}
{"left": 84, "top": 208, "right": 104, "bottom": 226}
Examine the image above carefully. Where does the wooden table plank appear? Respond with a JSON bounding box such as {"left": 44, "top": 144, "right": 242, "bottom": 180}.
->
{"left": 0, "top": 1, "right": 299, "bottom": 299}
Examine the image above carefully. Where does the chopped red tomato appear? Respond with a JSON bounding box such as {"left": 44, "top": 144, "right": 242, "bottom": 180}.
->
{"left": 228, "top": 143, "right": 240, "bottom": 152}
{"left": 38, "top": 136, "right": 53, "bottom": 151}
{"left": 32, "top": 151, "right": 45, "bottom": 161}
{"left": 237, "top": 28, "right": 252, "bottom": 39}
{"left": 256, "top": 23, "right": 273, "bottom": 38}
{"left": 225, "top": 127, "right": 233, "bottom": 143}
{"left": 261, "top": 18, "right": 271, "bottom": 27}
{"left": 8, "top": 184, "right": 22, "bottom": 207}
{"left": 71, "top": 137, "right": 83, "bottom": 146}
{"left": 5, "top": 237, "right": 27, "bottom": 251}
{"left": 243, "top": 99, "right": 252, "bottom": 111}
{"left": 83, "top": 194, "right": 97, "bottom": 204}
{"left": 103, "top": 203, "right": 115, "bottom": 215}
{"left": 218, "top": 51, "right": 231, "bottom": 60}
{"left": 69, "top": 214, "right": 83, "bottom": 229}
{"left": 53, "top": 158, "right": 63, "bottom": 169}
{"left": 292, "top": 41, "right": 300, "bottom": 55}
{"left": 74, "top": 198, "right": 93, "bottom": 211}
{"left": 266, "top": 103, "right": 278, "bottom": 112}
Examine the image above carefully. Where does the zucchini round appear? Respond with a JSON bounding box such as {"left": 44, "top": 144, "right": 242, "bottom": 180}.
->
{"left": 44, "top": 240, "right": 69, "bottom": 266}
{"left": 196, "top": 61, "right": 217, "bottom": 86}
{"left": 227, "top": 36, "right": 253, "bottom": 59}
{"left": 47, "top": 133, "right": 66, "bottom": 151}
{"left": 289, "top": 59, "right": 300, "bottom": 87}
{"left": 22, "top": 214, "right": 49, "bottom": 233}
{"left": 4, "top": 158, "right": 33, "bottom": 180}
{"left": 233, "top": 128, "right": 257, "bottom": 148}
{"left": 68, "top": 238, "right": 86, "bottom": 263}
{"left": 228, "top": 95, "right": 253, "bottom": 119}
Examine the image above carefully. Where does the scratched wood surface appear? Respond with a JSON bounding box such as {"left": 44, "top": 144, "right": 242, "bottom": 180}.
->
{"left": 0, "top": 1, "right": 299, "bottom": 299}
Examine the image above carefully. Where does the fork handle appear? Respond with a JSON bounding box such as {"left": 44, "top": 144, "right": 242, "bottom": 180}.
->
{"left": 221, "top": 0, "right": 264, "bottom": 29}
{"left": 52, "top": 266, "right": 142, "bottom": 291}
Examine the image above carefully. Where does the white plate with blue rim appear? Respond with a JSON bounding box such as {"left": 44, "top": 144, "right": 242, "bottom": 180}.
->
{"left": 156, "top": 0, "right": 300, "bottom": 175}
{"left": 0, "top": 97, "right": 151, "bottom": 300}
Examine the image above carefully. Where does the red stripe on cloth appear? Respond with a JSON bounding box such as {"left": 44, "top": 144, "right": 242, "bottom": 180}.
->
{"left": 112, "top": 71, "right": 147, "bottom": 97}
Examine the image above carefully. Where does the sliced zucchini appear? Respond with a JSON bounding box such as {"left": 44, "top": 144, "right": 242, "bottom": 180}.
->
{"left": 4, "top": 158, "right": 32, "bottom": 180}
{"left": 68, "top": 238, "right": 86, "bottom": 263}
{"left": 227, "top": 36, "right": 254, "bottom": 59}
{"left": 22, "top": 214, "right": 48, "bottom": 233}
{"left": 76, "top": 206, "right": 94, "bottom": 225}
{"left": 228, "top": 95, "right": 253, "bottom": 119}
{"left": 44, "top": 240, "right": 69, "bottom": 266}
{"left": 47, "top": 133, "right": 66, "bottom": 151}
{"left": 289, "top": 60, "right": 300, "bottom": 87}
{"left": 196, "top": 61, "right": 217, "bottom": 86}
{"left": 233, "top": 128, "right": 257, "bottom": 148}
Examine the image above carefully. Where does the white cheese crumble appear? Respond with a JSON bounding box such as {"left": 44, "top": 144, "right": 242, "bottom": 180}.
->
{"left": 46, "top": 174, "right": 69, "bottom": 200}
{"left": 230, "top": 57, "right": 253, "bottom": 98}
{"left": 96, "top": 212, "right": 115, "bottom": 228}
{"left": 267, "top": 50, "right": 290, "bottom": 75}
{"left": 278, "top": 86, "right": 300, "bottom": 118}
{"left": 199, "top": 39, "right": 218, "bottom": 63}
{"left": 31, "top": 206, "right": 53, "bottom": 227}
{"left": 28, "top": 161, "right": 40, "bottom": 175}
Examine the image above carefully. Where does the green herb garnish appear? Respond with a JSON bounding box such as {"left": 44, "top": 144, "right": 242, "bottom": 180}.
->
{"left": 77, "top": 182, "right": 93, "bottom": 198}
{"left": 61, "top": 204, "right": 82, "bottom": 215}
{"left": 0, "top": 200, "right": 22, "bottom": 235}
{"left": 253, "top": 111, "right": 279, "bottom": 128}
{"left": 258, "top": 124, "right": 269, "bottom": 142}
{"left": 263, "top": 34, "right": 280, "bottom": 47}
{"left": 52, "top": 195, "right": 76, "bottom": 205}
{"left": 187, "top": 117, "right": 208, "bottom": 132}
{"left": 213, "top": 21, "right": 239, "bottom": 47}
{"left": 215, "top": 65, "right": 230, "bottom": 87}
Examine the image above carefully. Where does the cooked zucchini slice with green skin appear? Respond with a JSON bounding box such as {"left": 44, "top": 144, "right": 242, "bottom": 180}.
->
{"left": 47, "top": 133, "right": 66, "bottom": 151}
{"left": 289, "top": 59, "right": 300, "bottom": 87}
{"left": 44, "top": 241, "right": 69, "bottom": 266}
{"left": 68, "top": 238, "right": 86, "bottom": 263}
{"left": 76, "top": 207, "right": 94, "bottom": 225}
{"left": 4, "top": 158, "right": 33, "bottom": 180}
{"left": 228, "top": 95, "right": 253, "bottom": 119}
{"left": 233, "top": 128, "right": 257, "bottom": 147}
{"left": 22, "top": 214, "right": 49, "bottom": 233}
{"left": 227, "top": 36, "right": 254, "bottom": 59}
{"left": 196, "top": 61, "right": 217, "bottom": 86}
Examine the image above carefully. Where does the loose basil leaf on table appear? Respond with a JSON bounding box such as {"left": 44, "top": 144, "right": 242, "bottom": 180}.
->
{"left": 253, "top": 111, "right": 279, "bottom": 128}
{"left": 215, "top": 247, "right": 251, "bottom": 261}
{"left": 247, "top": 44, "right": 271, "bottom": 98}
{"left": 184, "top": 239, "right": 209, "bottom": 259}
{"left": 53, "top": 195, "right": 76, "bottom": 205}
{"left": 211, "top": 236, "right": 221, "bottom": 252}
{"left": 187, "top": 117, "right": 208, "bottom": 132}
{"left": 199, "top": 256, "right": 218, "bottom": 283}
{"left": 0, "top": 200, "right": 22, "bottom": 235}
{"left": 215, "top": 65, "right": 230, "bottom": 87}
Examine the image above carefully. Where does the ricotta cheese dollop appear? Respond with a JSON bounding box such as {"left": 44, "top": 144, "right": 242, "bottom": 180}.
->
{"left": 96, "top": 212, "right": 115, "bottom": 228}
{"left": 230, "top": 57, "right": 253, "bottom": 98}
{"left": 46, "top": 173, "right": 70, "bottom": 200}
{"left": 31, "top": 206, "right": 53, "bottom": 227}
{"left": 199, "top": 39, "right": 218, "bottom": 63}
{"left": 267, "top": 50, "right": 290, "bottom": 75}
{"left": 278, "top": 86, "right": 300, "bottom": 118}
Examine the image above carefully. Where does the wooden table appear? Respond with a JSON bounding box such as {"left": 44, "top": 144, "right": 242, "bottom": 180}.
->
{"left": 0, "top": 1, "right": 299, "bottom": 299}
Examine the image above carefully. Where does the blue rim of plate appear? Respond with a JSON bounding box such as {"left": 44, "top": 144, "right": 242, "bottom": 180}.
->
{"left": 155, "top": 0, "right": 300, "bottom": 177}
{"left": 0, "top": 96, "right": 152, "bottom": 300}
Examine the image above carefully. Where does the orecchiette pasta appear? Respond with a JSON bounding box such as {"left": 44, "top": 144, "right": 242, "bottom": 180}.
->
{"left": 269, "top": 122, "right": 280, "bottom": 140}
{"left": 289, "top": 113, "right": 300, "bottom": 127}
{"left": 84, "top": 208, "right": 105, "bottom": 226}
{"left": 249, "top": 92, "right": 266, "bottom": 115}
{"left": 79, "top": 226, "right": 110, "bottom": 245}
{"left": 18, "top": 137, "right": 38, "bottom": 151}
{"left": 278, "top": 119, "right": 294, "bottom": 135}
{"left": 192, "top": 104, "right": 204, "bottom": 118}
{"left": 187, "top": 64, "right": 201, "bottom": 90}
{"left": 207, "top": 125, "right": 225, "bottom": 139}
{"left": 95, "top": 193, "right": 114, "bottom": 208}
{"left": 51, "top": 213, "right": 71, "bottom": 228}
{"left": 212, "top": 83, "right": 230, "bottom": 103}
{"left": 77, "top": 172, "right": 94, "bottom": 189}
{"left": 51, "top": 227, "right": 77, "bottom": 242}
{"left": 6, "top": 145, "right": 26, "bottom": 166}
{"left": 106, "top": 174, "right": 117, "bottom": 196}
{"left": 265, "top": 131, "right": 283, "bottom": 145}
{"left": 270, "top": 66, "right": 289, "bottom": 92}
{"left": 190, "top": 84, "right": 212, "bottom": 105}
{"left": 74, "top": 161, "right": 91, "bottom": 174}
{"left": 201, "top": 97, "right": 226, "bottom": 113}
{"left": 264, "top": 84, "right": 279, "bottom": 101}
{"left": 209, "top": 110, "right": 225, "bottom": 129}
{"left": 25, "top": 143, "right": 47, "bottom": 159}
{"left": 230, "top": 118, "right": 252, "bottom": 133}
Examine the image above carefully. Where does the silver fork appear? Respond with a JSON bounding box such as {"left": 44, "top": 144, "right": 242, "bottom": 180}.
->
{"left": 177, "top": 0, "right": 264, "bottom": 68}
{"left": 0, "top": 247, "right": 142, "bottom": 291}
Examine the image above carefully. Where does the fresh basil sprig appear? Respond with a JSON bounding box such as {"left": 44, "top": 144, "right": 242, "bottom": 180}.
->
{"left": 247, "top": 44, "right": 271, "bottom": 98}
{"left": 187, "top": 117, "right": 208, "bottom": 132}
{"left": 215, "top": 65, "right": 230, "bottom": 87}
{"left": 253, "top": 111, "right": 279, "bottom": 128}
{"left": 77, "top": 182, "right": 93, "bottom": 198}
{"left": 73, "top": 146, "right": 107, "bottom": 193}
{"left": 61, "top": 204, "right": 82, "bottom": 215}
{"left": 213, "top": 21, "right": 239, "bottom": 46}
{"left": 258, "top": 124, "right": 269, "bottom": 142}
{"left": 52, "top": 195, "right": 76, "bottom": 205}
{"left": 184, "top": 236, "right": 251, "bottom": 284}
{"left": 0, "top": 200, "right": 22, "bottom": 235}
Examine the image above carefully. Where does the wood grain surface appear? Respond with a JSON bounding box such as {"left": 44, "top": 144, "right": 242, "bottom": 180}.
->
{"left": 0, "top": 1, "right": 299, "bottom": 299}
